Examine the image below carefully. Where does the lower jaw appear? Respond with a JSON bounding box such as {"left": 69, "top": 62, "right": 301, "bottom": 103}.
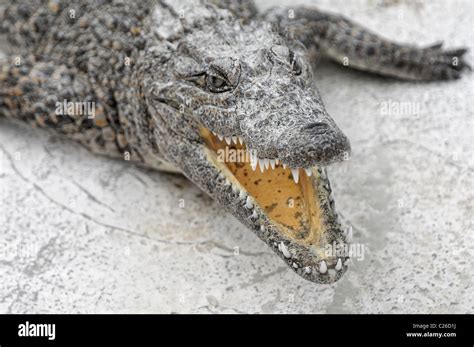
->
{"left": 200, "top": 128, "right": 350, "bottom": 283}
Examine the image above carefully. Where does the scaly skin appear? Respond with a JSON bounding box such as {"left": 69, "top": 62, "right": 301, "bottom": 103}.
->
{"left": 0, "top": 0, "right": 469, "bottom": 284}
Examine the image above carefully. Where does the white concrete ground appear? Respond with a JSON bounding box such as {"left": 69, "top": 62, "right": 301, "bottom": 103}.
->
{"left": 0, "top": 0, "right": 472, "bottom": 313}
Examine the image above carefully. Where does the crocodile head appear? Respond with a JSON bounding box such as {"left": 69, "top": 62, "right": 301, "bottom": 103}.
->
{"left": 143, "top": 3, "right": 352, "bottom": 284}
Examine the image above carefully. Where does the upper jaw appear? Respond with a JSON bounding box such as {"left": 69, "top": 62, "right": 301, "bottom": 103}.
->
{"left": 237, "top": 118, "right": 351, "bottom": 169}
{"left": 275, "top": 130, "right": 351, "bottom": 168}
{"left": 207, "top": 131, "right": 351, "bottom": 174}
{"left": 198, "top": 128, "right": 352, "bottom": 284}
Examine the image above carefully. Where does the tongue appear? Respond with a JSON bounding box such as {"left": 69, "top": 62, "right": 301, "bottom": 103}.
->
{"left": 201, "top": 127, "right": 325, "bottom": 245}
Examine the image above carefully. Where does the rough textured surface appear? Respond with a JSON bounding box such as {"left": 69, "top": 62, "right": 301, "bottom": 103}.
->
{"left": 1, "top": 0, "right": 473, "bottom": 313}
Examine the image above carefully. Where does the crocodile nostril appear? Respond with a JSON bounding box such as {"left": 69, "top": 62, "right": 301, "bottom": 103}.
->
{"left": 303, "top": 122, "right": 329, "bottom": 135}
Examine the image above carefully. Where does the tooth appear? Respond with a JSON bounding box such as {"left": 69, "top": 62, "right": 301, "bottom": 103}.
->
{"left": 260, "top": 225, "right": 265, "bottom": 232}
{"left": 280, "top": 242, "right": 291, "bottom": 258}
{"left": 283, "top": 163, "right": 287, "bottom": 169}
{"left": 238, "top": 136, "right": 243, "bottom": 145}
{"left": 225, "top": 137, "right": 231, "bottom": 145}
{"left": 345, "top": 226, "right": 353, "bottom": 242}
{"left": 232, "top": 184, "right": 239, "bottom": 193}
{"left": 269, "top": 159, "right": 276, "bottom": 169}
{"left": 218, "top": 172, "right": 225, "bottom": 179}
{"left": 232, "top": 136, "right": 237, "bottom": 145}
{"left": 249, "top": 151, "right": 258, "bottom": 171}
{"left": 291, "top": 169, "right": 299, "bottom": 183}
{"left": 328, "top": 192, "right": 335, "bottom": 202}
{"left": 212, "top": 131, "right": 217, "bottom": 136}
{"left": 217, "top": 134, "right": 224, "bottom": 141}
{"left": 275, "top": 159, "right": 279, "bottom": 165}
{"left": 320, "top": 168, "right": 327, "bottom": 180}
{"left": 258, "top": 159, "right": 265, "bottom": 173}
{"left": 239, "top": 189, "right": 247, "bottom": 199}
{"left": 304, "top": 266, "right": 312, "bottom": 274}
{"left": 224, "top": 179, "right": 231, "bottom": 186}
{"left": 304, "top": 168, "right": 312, "bottom": 177}
{"left": 263, "top": 159, "right": 270, "bottom": 169}
{"left": 319, "top": 260, "right": 327, "bottom": 274}
{"left": 251, "top": 210, "right": 258, "bottom": 219}
{"left": 335, "top": 258, "right": 342, "bottom": 271}
{"left": 245, "top": 196, "right": 254, "bottom": 209}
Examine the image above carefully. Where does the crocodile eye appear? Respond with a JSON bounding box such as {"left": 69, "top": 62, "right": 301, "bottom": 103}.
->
{"left": 271, "top": 45, "right": 302, "bottom": 75}
{"left": 207, "top": 74, "right": 232, "bottom": 93}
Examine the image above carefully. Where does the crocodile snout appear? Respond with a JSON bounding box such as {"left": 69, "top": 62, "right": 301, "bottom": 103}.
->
{"left": 276, "top": 121, "right": 351, "bottom": 168}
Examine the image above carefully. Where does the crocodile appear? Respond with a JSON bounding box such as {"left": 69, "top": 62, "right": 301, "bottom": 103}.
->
{"left": 0, "top": 0, "right": 469, "bottom": 284}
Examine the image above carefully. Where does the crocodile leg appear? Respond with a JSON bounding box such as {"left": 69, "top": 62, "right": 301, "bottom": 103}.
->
{"left": 265, "top": 6, "right": 470, "bottom": 81}
{"left": 0, "top": 54, "right": 132, "bottom": 160}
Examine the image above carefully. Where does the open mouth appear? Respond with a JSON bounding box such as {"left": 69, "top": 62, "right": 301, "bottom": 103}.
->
{"left": 200, "top": 128, "right": 349, "bottom": 277}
